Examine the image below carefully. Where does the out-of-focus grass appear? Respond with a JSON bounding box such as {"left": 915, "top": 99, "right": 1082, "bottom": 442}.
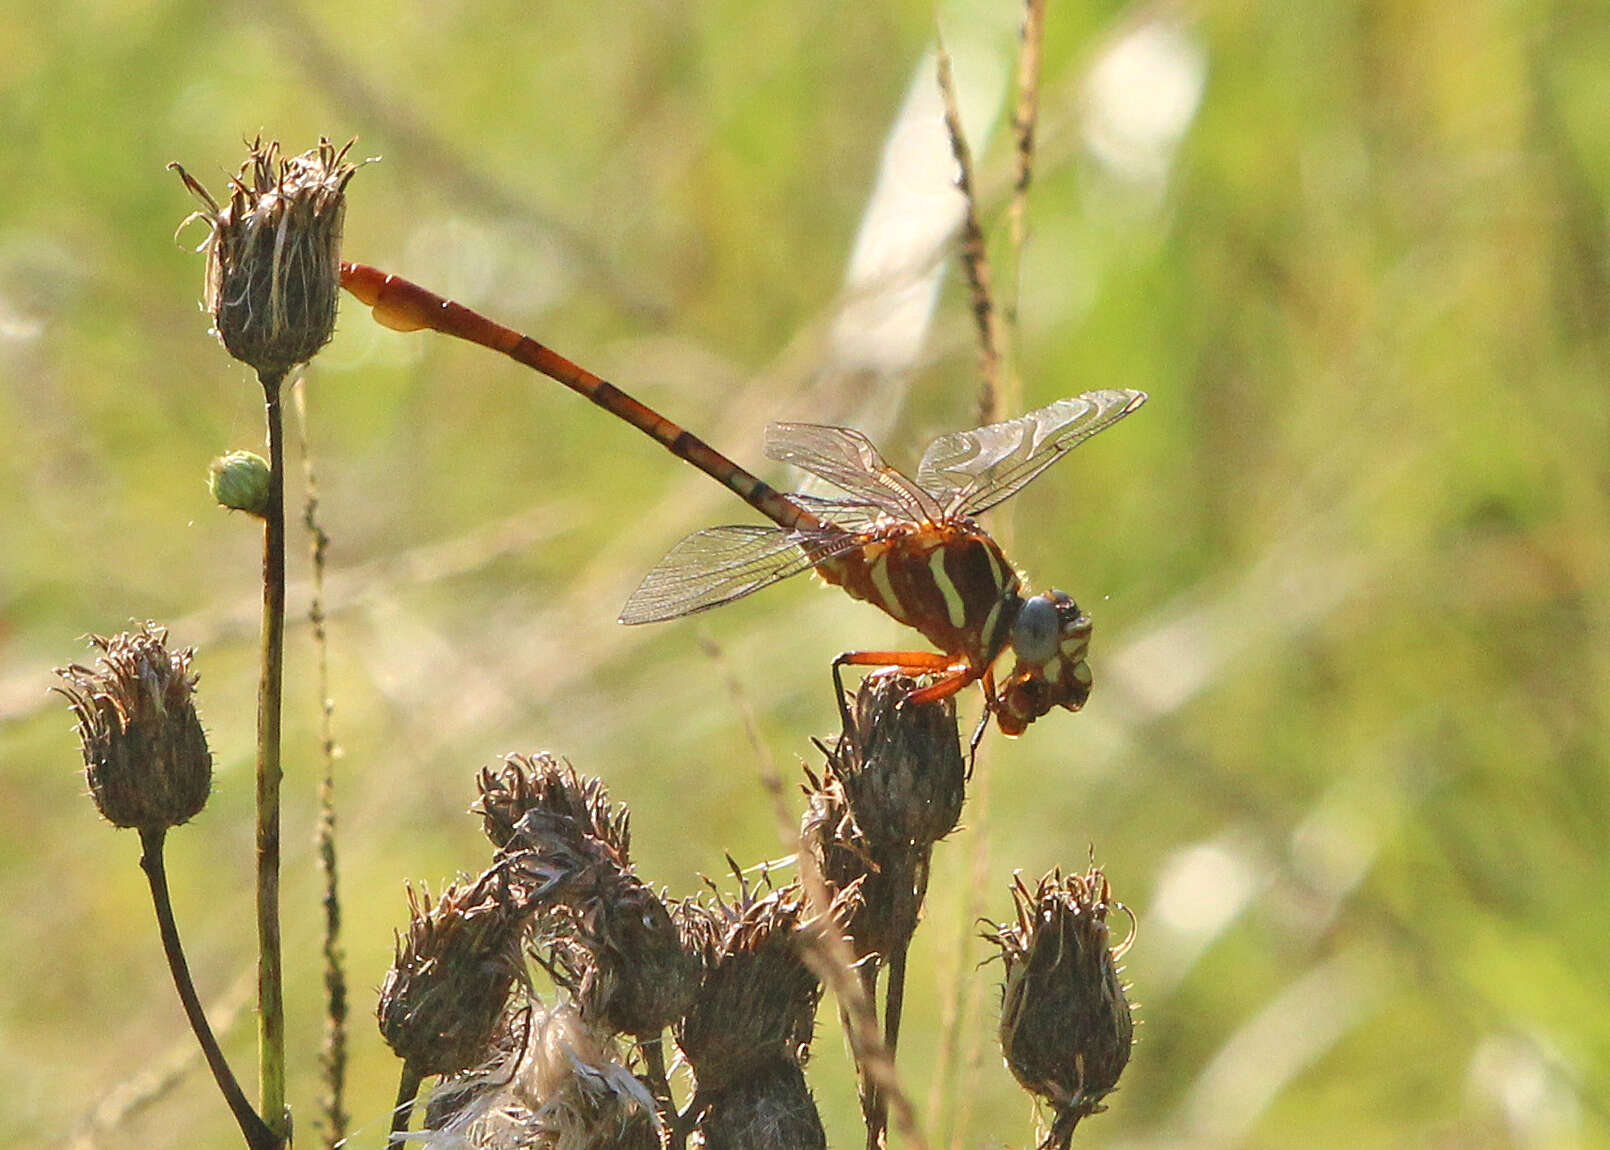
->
{"left": 4, "top": 1, "right": 1609, "bottom": 1147}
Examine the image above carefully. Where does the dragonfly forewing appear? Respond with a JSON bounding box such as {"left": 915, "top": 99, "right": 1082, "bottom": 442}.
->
{"left": 917, "top": 388, "right": 1147, "bottom": 517}
{"left": 766, "top": 422, "right": 942, "bottom": 522}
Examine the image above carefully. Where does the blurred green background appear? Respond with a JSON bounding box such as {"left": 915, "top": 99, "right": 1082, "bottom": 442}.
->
{"left": 4, "top": 0, "right": 1609, "bottom": 1147}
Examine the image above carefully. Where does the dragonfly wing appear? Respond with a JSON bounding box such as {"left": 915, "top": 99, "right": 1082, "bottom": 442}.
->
{"left": 766, "top": 422, "right": 940, "bottom": 520}
{"left": 619, "top": 523, "right": 864, "bottom": 625}
{"left": 916, "top": 389, "right": 1147, "bottom": 516}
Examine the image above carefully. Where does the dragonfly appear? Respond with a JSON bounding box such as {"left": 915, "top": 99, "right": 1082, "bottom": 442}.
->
{"left": 341, "top": 262, "right": 1146, "bottom": 736}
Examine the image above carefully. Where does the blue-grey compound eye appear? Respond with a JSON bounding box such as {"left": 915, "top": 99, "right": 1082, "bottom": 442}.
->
{"left": 1011, "top": 594, "right": 1061, "bottom": 666}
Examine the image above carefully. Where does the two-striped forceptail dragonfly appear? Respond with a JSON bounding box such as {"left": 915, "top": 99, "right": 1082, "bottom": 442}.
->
{"left": 341, "top": 262, "right": 1145, "bottom": 736}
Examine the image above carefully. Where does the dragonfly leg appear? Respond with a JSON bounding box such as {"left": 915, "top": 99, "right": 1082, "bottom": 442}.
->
{"left": 963, "top": 667, "right": 999, "bottom": 770}
{"left": 831, "top": 650, "right": 971, "bottom": 742}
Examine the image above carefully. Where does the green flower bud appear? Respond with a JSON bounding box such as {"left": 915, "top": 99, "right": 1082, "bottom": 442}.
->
{"left": 208, "top": 450, "right": 271, "bottom": 517}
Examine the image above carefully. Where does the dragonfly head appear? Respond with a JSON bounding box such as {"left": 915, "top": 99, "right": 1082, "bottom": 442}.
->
{"left": 997, "top": 590, "right": 1093, "bottom": 736}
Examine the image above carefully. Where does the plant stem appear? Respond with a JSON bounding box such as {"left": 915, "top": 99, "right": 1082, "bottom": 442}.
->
{"left": 859, "top": 963, "right": 884, "bottom": 1150}
{"left": 641, "top": 1036, "right": 686, "bottom": 1150}
{"left": 256, "top": 369, "right": 289, "bottom": 1141}
{"left": 389, "top": 1062, "right": 425, "bottom": 1143}
{"left": 139, "top": 826, "right": 279, "bottom": 1150}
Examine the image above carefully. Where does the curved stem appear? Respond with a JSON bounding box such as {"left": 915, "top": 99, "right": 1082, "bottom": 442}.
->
{"left": 256, "top": 370, "right": 289, "bottom": 1140}
{"left": 139, "top": 826, "right": 279, "bottom": 1150}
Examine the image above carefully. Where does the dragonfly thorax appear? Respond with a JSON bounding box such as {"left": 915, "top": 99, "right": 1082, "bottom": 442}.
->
{"left": 817, "top": 521, "right": 1024, "bottom": 669}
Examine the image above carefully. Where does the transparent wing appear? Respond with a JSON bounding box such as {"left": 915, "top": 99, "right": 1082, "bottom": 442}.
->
{"left": 765, "top": 422, "right": 942, "bottom": 521}
{"left": 916, "top": 389, "right": 1147, "bottom": 516}
{"left": 618, "top": 523, "right": 867, "bottom": 625}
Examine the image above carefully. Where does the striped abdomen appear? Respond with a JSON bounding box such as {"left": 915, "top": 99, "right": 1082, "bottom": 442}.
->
{"left": 817, "top": 521, "right": 1022, "bottom": 669}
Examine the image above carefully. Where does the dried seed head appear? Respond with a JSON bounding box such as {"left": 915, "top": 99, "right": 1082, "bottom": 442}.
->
{"left": 378, "top": 874, "right": 527, "bottom": 1077}
{"left": 691, "top": 1058, "right": 826, "bottom": 1150}
{"left": 56, "top": 625, "right": 212, "bottom": 830}
{"left": 421, "top": 1001, "right": 659, "bottom": 1150}
{"left": 171, "top": 137, "right": 358, "bottom": 381}
{"left": 208, "top": 450, "right": 272, "bottom": 517}
{"left": 984, "top": 867, "right": 1135, "bottom": 1145}
{"left": 525, "top": 863, "right": 700, "bottom": 1039}
{"left": 474, "top": 753, "right": 630, "bottom": 860}
{"left": 828, "top": 674, "right": 965, "bottom": 851}
{"left": 483, "top": 758, "right": 696, "bottom": 1037}
{"left": 800, "top": 771, "right": 911, "bottom": 964}
{"left": 676, "top": 882, "right": 826, "bottom": 1094}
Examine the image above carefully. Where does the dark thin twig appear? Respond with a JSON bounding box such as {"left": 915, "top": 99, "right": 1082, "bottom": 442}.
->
{"left": 389, "top": 1062, "right": 425, "bottom": 1144}
{"left": 935, "top": 36, "right": 1006, "bottom": 429}
{"left": 138, "top": 827, "right": 279, "bottom": 1150}
{"left": 294, "top": 380, "right": 349, "bottom": 1148}
{"left": 640, "top": 1037, "right": 687, "bottom": 1150}
{"left": 858, "top": 963, "right": 883, "bottom": 1150}
{"left": 255, "top": 368, "right": 289, "bottom": 1141}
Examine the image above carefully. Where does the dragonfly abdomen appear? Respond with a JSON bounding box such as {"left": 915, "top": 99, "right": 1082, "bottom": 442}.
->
{"left": 819, "top": 524, "right": 1021, "bottom": 667}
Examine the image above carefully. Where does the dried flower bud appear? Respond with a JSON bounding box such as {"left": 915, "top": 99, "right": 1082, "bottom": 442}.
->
{"left": 171, "top": 137, "right": 358, "bottom": 380}
{"left": 800, "top": 675, "right": 963, "bottom": 966}
{"left": 984, "top": 868, "right": 1135, "bottom": 1147}
{"left": 378, "top": 875, "right": 527, "bottom": 1077}
{"left": 473, "top": 753, "right": 630, "bottom": 859}
{"left": 56, "top": 625, "right": 212, "bottom": 830}
{"left": 676, "top": 882, "right": 825, "bottom": 1095}
{"left": 482, "top": 757, "right": 697, "bottom": 1038}
{"left": 828, "top": 674, "right": 965, "bottom": 851}
{"left": 691, "top": 1058, "right": 825, "bottom": 1150}
{"left": 208, "top": 450, "right": 272, "bottom": 517}
{"left": 526, "top": 864, "right": 699, "bottom": 1039}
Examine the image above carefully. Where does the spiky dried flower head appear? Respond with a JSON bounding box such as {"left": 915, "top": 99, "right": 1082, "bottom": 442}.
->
{"left": 523, "top": 861, "right": 699, "bottom": 1039}
{"left": 171, "top": 136, "right": 358, "bottom": 381}
{"left": 208, "top": 449, "right": 272, "bottom": 517}
{"left": 473, "top": 753, "right": 630, "bottom": 859}
{"left": 691, "top": 1057, "right": 826, "bottom": 1150}
{"left": 799, "top": 674, "right": 963, "bottom": 964}
{"left": 983, "top": 867, "right": 1136, "bottom": 1147}
{"left": 56, "top": 624, "right": 212, "bottom": 831}
{"left": 480, "top": 758, "right": 695, "bottom": 1037}
{"left": 378, "top": 871, "right": 529, "bottom": 1077}
{"left": 800, "top": 772, "right": 909, "bottom": 965}
{"left": 676, "top": 878, "right": 843, "bottom": 1095}
{"left": 826, "top": 673, "right": 965, "bottom": 851}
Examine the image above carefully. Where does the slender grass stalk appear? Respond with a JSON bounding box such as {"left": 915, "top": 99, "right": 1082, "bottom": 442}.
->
{"left": 294, "top": 380, "right": 349, "bottom": 1147}
{"left": 935, "top": 35, "right": 1006, "bottom": 429}
{"left": 256, "top": 368, "right": 289, "bottom": 1141}
{"left": 1000, "top": 0, "right": 1048, "bottom": 422}
{"left": 138, "top": 826, "right": 278, "bottom": 1150}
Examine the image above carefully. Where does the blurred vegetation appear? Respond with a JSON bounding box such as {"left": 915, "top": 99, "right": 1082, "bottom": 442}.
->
{"left": 3, "top": 0, "right": 1609, "bottom": 1147}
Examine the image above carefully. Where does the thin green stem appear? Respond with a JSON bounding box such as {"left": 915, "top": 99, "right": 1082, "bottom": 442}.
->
{"left": 256, "top": 369, "right": 289, "bottom": 1141}
{"left": 139, "top": 826, "right": 279, "bottom": 1150}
